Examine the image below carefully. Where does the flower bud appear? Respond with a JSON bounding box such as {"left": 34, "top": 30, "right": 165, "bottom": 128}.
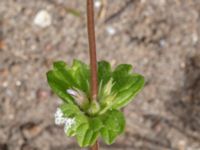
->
{"left": 103, "top": 93, "right": 116, "bottom": 106}
{"left": 103, "top": 79, "right": 114, "bottom": 96}
{"left": 88, "top": 101, "right": 100, "bottom": 115}
{"left": 66, "top": 88, "right": 89, "bottom": 109}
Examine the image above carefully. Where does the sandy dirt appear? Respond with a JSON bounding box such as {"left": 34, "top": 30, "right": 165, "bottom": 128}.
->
{"left": 0, "top": 0, "right": 200, "bottom": 150}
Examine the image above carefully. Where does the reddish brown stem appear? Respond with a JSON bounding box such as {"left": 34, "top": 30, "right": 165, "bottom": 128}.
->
{"left": 87, "top": 0, "right": 99, "bottom": 150}
{"left": 90, "top": 141, "right": 99, "bottom": 150}
{"left": 87, "top": 0, "right": 98, "bottom": 101}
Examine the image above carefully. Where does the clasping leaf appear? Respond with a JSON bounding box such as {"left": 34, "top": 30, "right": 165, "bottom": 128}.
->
{"left": 46, "top": 60, "right": 145, "bottom": 147}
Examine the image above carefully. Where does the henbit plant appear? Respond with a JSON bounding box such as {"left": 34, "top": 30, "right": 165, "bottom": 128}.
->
{"left": 46, "top": 0, "right": 145, "bottom": 150}
{"left": 47, "top": 60, "right": 144, "bottom": 148}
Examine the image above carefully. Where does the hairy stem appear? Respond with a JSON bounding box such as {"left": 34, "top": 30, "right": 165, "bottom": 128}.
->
{"left": 87, "top": 0, "right": 99, "bottom": 150}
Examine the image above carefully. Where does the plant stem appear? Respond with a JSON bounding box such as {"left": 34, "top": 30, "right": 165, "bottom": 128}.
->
{"left": 87, "top": 0, "right": 99, "bottom": 150}
{"left": 87, "top": 0, "right": 98, "bottom": 102}
{"left": 90, "top": 141, "right": 99, "bottom": 150}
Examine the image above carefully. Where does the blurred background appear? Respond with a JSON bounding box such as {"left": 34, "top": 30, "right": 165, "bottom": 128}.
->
{"left": 0, "top": 0, "right": 200, "bottom": 150}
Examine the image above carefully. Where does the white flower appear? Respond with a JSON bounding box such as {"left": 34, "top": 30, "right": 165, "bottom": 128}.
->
{"left": 54, "top": 108, "right": 64, "bottom": 125}
{"left": 54, "top": 108, "right": 76, "bottom": 132}
{"left": 54, "top": 108, "right": 65, "bottom": 125}
{"left": 64, "top": 118, "right": 75, "bottom": 133}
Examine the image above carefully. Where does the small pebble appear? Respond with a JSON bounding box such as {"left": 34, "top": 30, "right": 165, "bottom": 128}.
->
{"left": 36, "top": 89, "right": 49, "bottom": 99}
{"left": 6, "top": 89, "right": 13, "bottom": 97}
{"left": 95, "top": 0, "right": 101, "bottom": 8}
{"left": 154, "top": 0, "right": 166, "bottom": 6}
{"left": 0, "top": 40, "right": 5, "bottom": 49}
{"left": 178, "top": 140, "right": 186, "bottom": 150}
{"left": 159, "top": 39, "right": 166, "bottom": 47}
{"left": 16, "top": 80, "right": 21, "bottom": 86}
{"left": 34, "top": 10, "right": 52, "bottom": 28}
{"left": 8, "top": 114, "right": 14, "bottom": 120}
{"left": 22, "top": 123, "right": 43, "bottom": 139}
{"left": 180, "top": 62, "right": 186, "bottom": 69}
{"left": 141, "top": 0, "right": 146, "bottom": 3}
{"left": 2, "top": 81, "right": 8, "bottom": 88}
{"left": 192, "top": 33, "right": 198, "bottom": 45}
{"left": 106, "top": 26, "right": 116, "bottom": 36}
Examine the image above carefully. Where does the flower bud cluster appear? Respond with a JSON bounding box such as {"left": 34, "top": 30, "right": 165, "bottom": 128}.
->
{"left": 55, "top": 108, "right": 75, "bottom": 132}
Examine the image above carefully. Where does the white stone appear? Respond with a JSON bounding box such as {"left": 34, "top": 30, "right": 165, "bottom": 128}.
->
{"left": 141, "top": 0, "right": 146, "bottom": 4}
{"left": 2, "top": 81, "right": 8, "bottom": 87}
{"left": 192, "top": 33, "right": 198, "bottom": 44}
{"left": 106, "top": 26, "right": 116, "bottom": 36}
{"left": 95, "top": 0, "right": 101, "bottom": 8}
{"left": 16, "top": 80, "right": 21, "bottom": 86}
{"left": 34, "top": 10, "right": 52, "bottom": 28}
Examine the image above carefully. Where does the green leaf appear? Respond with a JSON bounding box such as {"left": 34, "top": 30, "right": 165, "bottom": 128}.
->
{"left": 60, "top": 104, "right": 87, "bottom": 137}
{"left": 47, "top": 61, "right": 79, "bottom": 103}
{"left": 100, "top": 128, "right": 118, "bottom": 144}
{"left": 98, "top": 61, "right": 112, "bottom": 86}
{"left": 112, "top": 75, "right": 136, "bottom": 92}
{"left": 98, "top": 61, "right": 113, "bottom": 103}
{"left": 82, "top": 129, "right": 93, "bottom": 146}
{"left": 53, "top": 61, "right": 79, "bottom": 89}
{"left": 89, "top": 117, "right": 103, "bottom": 132}
{"left": 75, "top": 114, "right": 88, "bottom": 125}
{"left": 46, "top": 60, "right": 145, "bottom": 147}
{"left": 76, "top": 124, "right": 90, "bottom": 147}
{"left": 113, "top": 64, "right": 132, "bottom": 76}
{"left": 76, "top": 117, "right": 103, "bottom": 147}
{"left": 60, "top": 103, "right": 82, "bottom": 118}
{"left": 100, "top": 110, "right": 125, "bottom": 144}
{"left": 82, "top": 130, "right": 99, "bottom": 147}
{"left": 103, "top": 110, "right": 125, "bottom": 133}
{"left": 90, "top": 132, "right": 99, "bottom": 145}
{"left": 55, "top": 68, "right": 78, "bottom": 88}
{"left": 72, "top": 60, "right": 90, "bottom": 95}
{"left": 47, "top": 60, "right": 91, "bottom": 104}
{"left": 53, "top": 61, "right": 67, "bottom": 69}
{"left": 46, "top": 70, "right": 74, "bottom": 104}
{"left": 112, "top": 74, "right": 145, "bottom": 109}
{"left": 112, "top": 64, "right": 133, "bottom": 92}
{"left": 66, "top": 114, "right": 88, "bottom": 137}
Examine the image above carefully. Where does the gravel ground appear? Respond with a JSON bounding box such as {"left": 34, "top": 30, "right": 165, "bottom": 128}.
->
{"left": 0, "top": 0, "right": 200, "bottom": 150}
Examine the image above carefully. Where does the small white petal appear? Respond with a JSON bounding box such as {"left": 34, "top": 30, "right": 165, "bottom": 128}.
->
{"left": 54, "top": 108, "right": 76, "bottom": 133}
{"left": 64, "top": 118, "right": 76, "bottom": 132}
{"left": 55, "top": 117, "right": 66, "bottom": 125}
{"left": 55, "top": 108, "right": 63, "bottom": 118}
{"left": 54, "top": 108, "right": 65, "bottom": 125}
{"left": 66, "top": 89, "right": 77, "bottom": 96}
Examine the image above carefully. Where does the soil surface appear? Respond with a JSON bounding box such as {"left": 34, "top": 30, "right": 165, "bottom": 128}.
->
{"left": 0, "top": 0, "right": 200, "bottom": 150}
